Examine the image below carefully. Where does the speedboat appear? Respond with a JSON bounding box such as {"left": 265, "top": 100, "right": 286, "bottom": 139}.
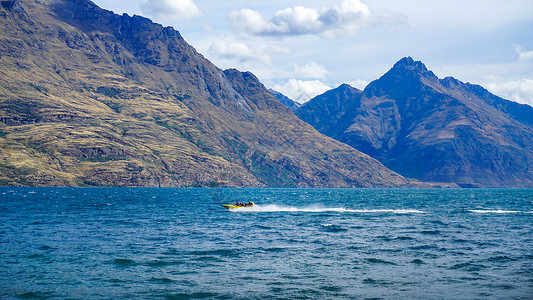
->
{"left": 222, "top": 201, "right": 255, "bottom": 209}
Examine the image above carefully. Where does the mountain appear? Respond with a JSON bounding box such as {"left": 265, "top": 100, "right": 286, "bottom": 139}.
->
{"left": 296, "top": 57, "right": 533, "bottom": 187}
{"left": 268, "top": 89, "right": 301, "bottom": 112}
{"left": 0, "top": 0, "right": 415, "bottom": 187}
{"left": 296, "top": 83, "right": 363, "bottom": 136}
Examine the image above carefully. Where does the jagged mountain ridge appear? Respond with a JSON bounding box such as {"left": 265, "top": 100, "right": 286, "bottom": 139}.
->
{"left": 296, "top": 57, "right": 533, "bottom": 187}
{"left": 0, "top": 0, "right": 414, "bottom": 187}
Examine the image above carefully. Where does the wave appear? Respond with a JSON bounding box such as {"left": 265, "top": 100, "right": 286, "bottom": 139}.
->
{"left": 468, "top": 209, "right": 533, "bottom": 214}
{"left": 228, "top": 204, "right": 425, "bottom": 214}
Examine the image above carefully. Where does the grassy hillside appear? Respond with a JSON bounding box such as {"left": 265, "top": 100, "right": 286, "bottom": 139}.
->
{"left": 0, "top": 0, "right": 416, "bottom": 187}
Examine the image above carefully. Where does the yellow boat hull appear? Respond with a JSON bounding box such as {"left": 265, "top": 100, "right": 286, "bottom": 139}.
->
{"left": 222, "top": 202, "right": 255, "bottom": 209}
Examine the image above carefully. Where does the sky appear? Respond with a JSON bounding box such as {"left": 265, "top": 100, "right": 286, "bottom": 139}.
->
{"left": 91, "top": 0, "right": 533, "bottom": 106}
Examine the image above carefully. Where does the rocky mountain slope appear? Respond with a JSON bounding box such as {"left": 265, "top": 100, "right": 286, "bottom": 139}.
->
{"left": 0, "top": 0, "right": 414, "bottom": 187}
{"left": 296, "top": 57, "right": 533, "bottom": 187}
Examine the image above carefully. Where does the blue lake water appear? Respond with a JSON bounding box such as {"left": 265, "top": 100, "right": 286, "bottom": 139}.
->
{"left": 1, "top": 188, "right": 532, "bottom": 299}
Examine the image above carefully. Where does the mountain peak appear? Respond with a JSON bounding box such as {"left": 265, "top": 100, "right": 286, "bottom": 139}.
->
{"left": 376, "top": 57, "right": 439, "bottom": 84}
{"left": 364, "top": 57, "right": 438, "bottom": 98}
{"left": 338, "top": 83, "right": 352, "bottom": 89}
{"left": 337, "top": 83, "right": 360, "bottom": 92}
{"left": 392, "top": 57, "right": 429, "bottom": 74}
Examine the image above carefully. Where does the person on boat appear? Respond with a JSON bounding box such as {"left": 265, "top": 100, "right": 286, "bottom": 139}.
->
{"left": 233, "top": 201, "right": 253, "bottom": 207}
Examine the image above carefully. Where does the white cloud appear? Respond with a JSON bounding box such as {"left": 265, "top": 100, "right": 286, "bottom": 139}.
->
{"left": 227, "top": 9, "right": 277, "bottom": 34}
{"left": 294, "top": 62, "right": 329, "bottom": 79}
{"left": 486, "top": 79, "right": 533, "bottom": 107}
{"left": 271, "top": 6, "right": 322, "bottom": 35}
{"left": 208, "top": 40, "right": 270, "bottom": 63}
{"left": 272, "top": 79, "right": 331, "bottom": 103}
{"left": 141, "top": 0, "right": 203, "bottom": 22}
{"left": 208, "top": 39, "right": 291, "bottom": 64}
{"left": 227, "top": 0, "right": 405, "bottom": 38}
{"left": 514, "top": 45, "right": 533, "bottom": 61}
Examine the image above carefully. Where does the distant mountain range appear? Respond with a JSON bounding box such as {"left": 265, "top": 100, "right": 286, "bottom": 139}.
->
{"left": 293, "top": 57, "right": 533, "bottom": 187}
{"left": 268, "top": 89, "right": 301, "bottom": 112}
{"left": 0, "top": 0, "right": 416, "bottom": 187}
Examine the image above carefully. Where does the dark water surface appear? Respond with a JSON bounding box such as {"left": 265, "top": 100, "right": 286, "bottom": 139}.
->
{"left": 1, "top": 188, "right": 532, "bottom": 299}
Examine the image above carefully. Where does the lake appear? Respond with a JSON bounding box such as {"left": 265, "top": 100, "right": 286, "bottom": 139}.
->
{"left": 1, "top": 188, "right": 532, "bottom": 299}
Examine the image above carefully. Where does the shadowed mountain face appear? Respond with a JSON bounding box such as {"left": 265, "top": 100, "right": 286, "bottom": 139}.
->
{"left": 0, "top": 0, "right": 414, "bottom": 187}
{"left": 297, "top": 57, "right": 533, "bottom": 187}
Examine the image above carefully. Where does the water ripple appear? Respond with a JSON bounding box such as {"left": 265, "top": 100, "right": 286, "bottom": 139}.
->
{"left": 1, "top": 187, "right": 532, "bottom": 299}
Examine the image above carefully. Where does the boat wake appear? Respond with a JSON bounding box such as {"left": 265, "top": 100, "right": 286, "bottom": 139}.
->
{"left": 229, "top": 204, "right": 425, "bottom": 214}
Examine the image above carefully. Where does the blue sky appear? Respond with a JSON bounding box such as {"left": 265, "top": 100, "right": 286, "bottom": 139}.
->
{"left": 91, "top": 0, "right": 533, "bottom": 106}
